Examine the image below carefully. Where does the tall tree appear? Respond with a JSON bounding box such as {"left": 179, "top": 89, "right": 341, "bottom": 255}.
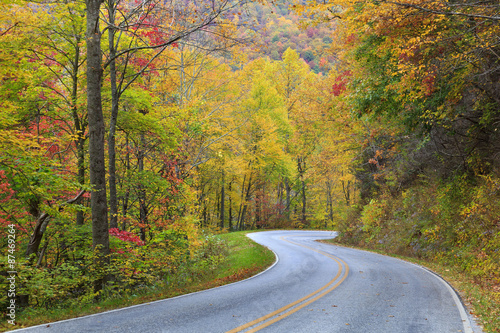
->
{"left": 86, "top": 0, "right": 110, "bottom": 287}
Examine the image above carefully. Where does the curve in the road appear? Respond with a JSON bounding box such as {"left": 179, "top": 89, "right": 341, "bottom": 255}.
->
{"left": 227, "top": 235, "right": 349, "bottom": 333}
{"left": 8, "top": 230, "right": 481, "bottom": 333}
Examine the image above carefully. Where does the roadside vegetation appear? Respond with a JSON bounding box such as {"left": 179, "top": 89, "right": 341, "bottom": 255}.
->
{"left": 0, "top": 231, "right": 275, "bottom": 332}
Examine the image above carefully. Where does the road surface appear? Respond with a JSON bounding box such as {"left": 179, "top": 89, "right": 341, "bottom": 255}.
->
{"left": 10, "top": 230, "right": 481, "bottom": 332}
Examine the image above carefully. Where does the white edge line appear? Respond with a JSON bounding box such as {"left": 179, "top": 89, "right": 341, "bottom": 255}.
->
{"left": 8, "top": 233, "right": 280, "bottom": 333}
{"left": 408, "top": 262, "right": 479, "bottom": 333}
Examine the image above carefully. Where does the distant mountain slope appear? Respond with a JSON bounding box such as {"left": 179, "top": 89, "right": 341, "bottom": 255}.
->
{"left": 239, "top": 2, "right": 335, "bottom": 73}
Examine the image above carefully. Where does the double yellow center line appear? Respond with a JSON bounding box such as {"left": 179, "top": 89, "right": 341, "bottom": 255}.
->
{"left": 227, "top": 236, "right": 349, "bottom": 333}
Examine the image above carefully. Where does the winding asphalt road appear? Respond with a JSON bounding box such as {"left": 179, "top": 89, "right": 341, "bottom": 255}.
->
{"left": 10, "top": 230, "right": 481, "bottom": 333}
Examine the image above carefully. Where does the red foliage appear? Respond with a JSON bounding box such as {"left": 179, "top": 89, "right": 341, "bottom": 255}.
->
{"left": 109, "top": 228, "right": 145, "bottom": 246}
{"left": 131, "top": 57, "right": 149, "bottom": 69}
{"left": 129, "top": 2, "right": 174, "bottom": 48}
{"left": 346, "top": 34, "right": 357, "bottom": 45}
{"left": 141, "top": 28, "right": 169, "bottom": 46}
{"left": 331, "top": 70, "right": 352, "bottom": 96}
{"left": 160, "top": 157, "right": 183, "bottom": 186}
{"left": 24, "top": 116, "right": 71, "bottom": 159}
{"left": 422, "top": 72, "right": 436, "bottom": 97}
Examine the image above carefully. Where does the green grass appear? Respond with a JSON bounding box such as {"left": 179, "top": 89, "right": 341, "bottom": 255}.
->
{"left": 323, "top": 239, "right": 499, "bottom": 333}
{"left": 2, "top": 231, "right": 275, "bottom": 332}
{"left": 214, "top": 231, "right": 276, "bottom": 281}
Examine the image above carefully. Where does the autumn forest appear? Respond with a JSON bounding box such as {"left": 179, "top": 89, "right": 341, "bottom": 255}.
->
{"left": 0, "top": 0, "right": 499, "bottom": 330}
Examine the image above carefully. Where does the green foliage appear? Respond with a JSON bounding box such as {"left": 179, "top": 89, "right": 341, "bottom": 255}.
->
{"left": 1, "top": 225, "right": 232, "bottom": 320}
{"left": 360, "top": 198, "right": 386, "bottom": 238}
{"left": 301, "top": 49, "right": 315, "bottom": 63}
{"left": 179, "top": 232, "right": 228, "bottom": 282}
{"left": 350, "top": 35, "right": 403, "bottom": 122}
{"left": 16, "top": 260, "right": 98, "bottom": 309}
{"left": 338, "top": 173, "right": 500, "bottom": 286}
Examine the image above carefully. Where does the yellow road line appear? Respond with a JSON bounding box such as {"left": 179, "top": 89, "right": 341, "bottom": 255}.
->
{"left": 226, "top": 235, "right": 349, "bottom": 333}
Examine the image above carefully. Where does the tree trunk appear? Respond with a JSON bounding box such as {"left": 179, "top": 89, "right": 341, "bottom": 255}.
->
{"left": 326, "top": 180, "right": 334, "bottom": 228}
{"left": 341, "top": 171, "right": 351, "bottom": 206}
{"left": 255, "top": 186, "right": 261, "bottom": 228}
{"left": 236, "top": 175, "right": 246, "bottom": 230}
{"left": 238, "top": 174, "right": 253, "bottom": 230}
{"left": 216, "top": 189, "right": 220, "bottom": 226}
{"left": 220, "top": 170, "right": 225, "bottom": 230}
{"left": 277, "top": 182, "right": 283, "bottom": 215}
{"left": 228, "top": 180, "right": 233, "bottom": 231}
{"left": 138, "top": 131, "right": 147, "bottom": 241}
{"left": 25, "top": 213, "right": 50, "bottom": 260}
{"left": 202, "top": 204, "right": 208, "bottom": 227}
{"left": 301, "top": 178, "right": 306, "bottom": 224}
{"left": 71, "top": 40, "right": 86, "bottom": 226}
{"left": 107, "top": 0, "right": 119, "bottom": 229}
{"left": 26, "top": 190, "right": 86, "bottom": 259}
{"left": 121, "top": 134, "right": 130, "bottom": 230}
{"left": 285, "top": 177, "right": 291, "bottom": 220}
{"left": 298, "top": 157, "right": 307, "bottom": 225}
{"left": 86, "top": 0, "right": 110, "bottom": 292}
{"left": 76, "top": 136, "right": 86, "bottom": 226}
{"left": 239, "top": 205, "right": 247, "bottom": 231}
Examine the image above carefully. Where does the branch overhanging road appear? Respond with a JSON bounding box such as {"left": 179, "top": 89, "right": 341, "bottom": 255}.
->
{"left": 11, "top": 230, "right": 481, "bottom": 333}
